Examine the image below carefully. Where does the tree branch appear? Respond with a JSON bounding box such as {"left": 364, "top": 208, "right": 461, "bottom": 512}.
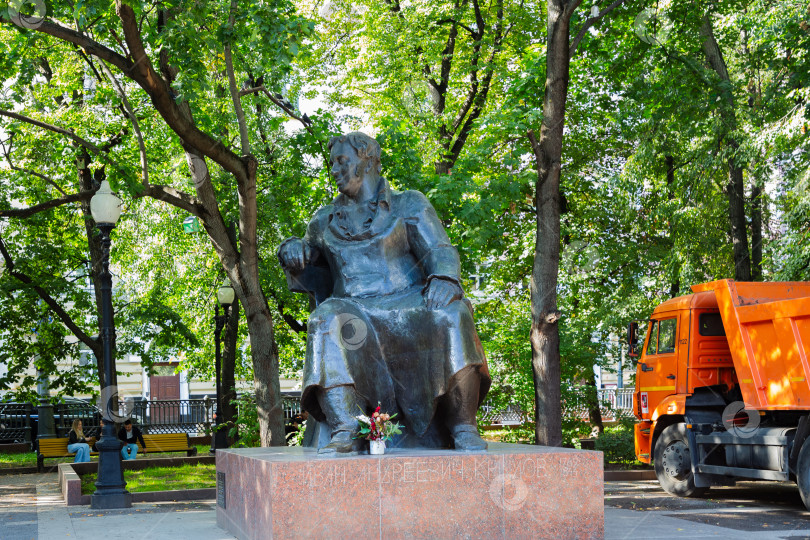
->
{"left": 565, "top": 0, "right": 585, "bottom": 18}
{"left": 0, "top": 235, "right": 99, "bottom": 354}
{"left": 0, "top": 190, "right": 96, "bottom": 218}
{"left": 135, "top": 184, "right": 201, "bottom": 216}
{"left": 10, "top": 165, "right": 68, "bottom": 196}
{"left": 266, "top": 287, "right": 306, "bottom": 333}
{"left": 569, "top": 0, "right": 627, "bottom": 59}
{"left": 98, "top": 60, "right": 148, "bottom": 183}
{"left": 446, "top": 0, "right": 504, "bottom": 165}
{"left": 0, "top": 109, "right": 102, "bottom": 154}
{"left": 257, "top": 87, "right": 326, "bottom": 156}
{"left": 471, "top": 0, "right": 485, "bottom": 39}
{"left": 115, "top": 1, "right": 247, "bottom": 180}
{"left": 224, "top": 0, "right": 251, "bottom": 156}
{"left": 1, "top": 134, "right": 67, "bottom": 196}
{"left": 438, "top": 12, "right": 460, "bottom": 94}
{"left": 6, "top": 16, "right": 133, "bottom": 72}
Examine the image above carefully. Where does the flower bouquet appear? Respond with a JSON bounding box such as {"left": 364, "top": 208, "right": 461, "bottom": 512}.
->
{"left": 355, "top": 403, "right": 402, "bottom": 454}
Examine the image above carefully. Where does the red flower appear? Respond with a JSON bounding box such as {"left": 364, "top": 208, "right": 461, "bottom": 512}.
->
{"left": 374, "top": 405, "right": 381, "bottom": 414}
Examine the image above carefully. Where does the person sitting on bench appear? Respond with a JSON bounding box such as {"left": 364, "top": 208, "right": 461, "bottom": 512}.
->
{"left": 118, "top": 419, "right": 146, "bottom": 460}
{"left": 67, "top": 419, "right": 91, "bottom": 463}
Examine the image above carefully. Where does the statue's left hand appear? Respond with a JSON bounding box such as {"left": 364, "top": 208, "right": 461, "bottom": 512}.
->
{"left": 424, "top": 279, "right": 463, "bottom": 310}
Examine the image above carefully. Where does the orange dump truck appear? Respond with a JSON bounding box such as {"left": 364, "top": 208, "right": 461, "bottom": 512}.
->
{"left": 629, "top": 279, "right": 810, "bottom": 507}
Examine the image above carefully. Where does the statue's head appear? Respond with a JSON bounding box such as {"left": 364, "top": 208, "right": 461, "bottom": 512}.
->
{"left": 327, "top": 132, "right": 382, "bottom": 197}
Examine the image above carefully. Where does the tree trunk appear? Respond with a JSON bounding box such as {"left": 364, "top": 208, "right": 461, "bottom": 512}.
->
{"left": 77, "top": 151, "right": 106, "bottom": 385}
{"left": 727, "top": 158, "right": 751, "bottom": 281}
{"left": 527, "top": 0, "right": 572, "bottom": 448}
{"left": 221, "top": 298, "right": 239, "bottom": 427}
{"left": 700, "top": 15, "right": 751, "bottom": 281}
{"left": 182, "top": 148, "right": 285, "bottom": 446}
{"left": 666, "top": 155, "right": 680, "bottom": 297}
{"left": 244, "top": 292, "right": 284, "bottom": 447}
{"left": 434, "top": 160, "right": 451, "bottom": 176}
{"left": 586, "top": 372, "right": 603, "bottom": 435}
{"left": 751, "top": 184, "right": 763, "bottom": 281}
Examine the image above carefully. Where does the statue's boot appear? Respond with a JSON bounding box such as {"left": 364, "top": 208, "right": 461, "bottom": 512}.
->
{"left": 446, "top": 369, "right": 488, "bottom": 451}
{"left": 317, "top": 385, "right": 362, "bottom": 455}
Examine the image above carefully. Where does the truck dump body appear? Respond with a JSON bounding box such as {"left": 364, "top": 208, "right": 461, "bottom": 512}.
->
{"left": 691, "top": 280, "right": 810, "bottom": 410}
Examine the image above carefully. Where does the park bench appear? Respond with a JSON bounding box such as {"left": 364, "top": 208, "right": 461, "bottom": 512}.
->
{"left": 138, "top": 433, "right": 198, "bottom": 457}
{"left": 37, "top": 432, "right": 197, "bottom": 471}
{"left": 37, "top": 437, "right": 98, "bottom": 471}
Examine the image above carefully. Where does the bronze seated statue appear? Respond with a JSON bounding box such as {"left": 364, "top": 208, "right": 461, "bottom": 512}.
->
{"left": 278, "top": 132, "right": 490, "bottom": 454}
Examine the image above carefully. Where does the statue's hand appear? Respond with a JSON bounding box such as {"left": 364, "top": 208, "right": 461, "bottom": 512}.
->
{"left": 279, "top": 238, "right": 311, "bottom": 271}
{"left": 424, "top": 279, "right": 463, "bottom": 310}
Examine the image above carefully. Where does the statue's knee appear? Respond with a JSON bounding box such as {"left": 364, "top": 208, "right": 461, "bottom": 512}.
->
{"left": 310, "top": 300, "right": 353, "bottom": 329}
{"left": 309, "top": 301, "right": 370, "bottom": 351}
{"left": 433, "top": 300, "right": 472, "bottom": 325}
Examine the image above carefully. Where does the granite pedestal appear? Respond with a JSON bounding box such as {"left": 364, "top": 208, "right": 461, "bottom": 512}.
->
{"left": 215, "top": 442, "right": 603, "bottom": 539}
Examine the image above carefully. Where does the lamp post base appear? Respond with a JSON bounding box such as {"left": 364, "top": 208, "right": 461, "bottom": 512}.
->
{"left": 214, "top": 428, "right": 229, "bottom": 451}
{"left": 91, "top": 435, "right": 132, "bottom": 509}
{"left": 91, "top": 490, "right": 133, "bottom": 509}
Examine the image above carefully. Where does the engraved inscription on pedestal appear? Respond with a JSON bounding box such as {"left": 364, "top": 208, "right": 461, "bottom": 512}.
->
{"left": 217, "top": 471, "right": 226, "bottom": 508}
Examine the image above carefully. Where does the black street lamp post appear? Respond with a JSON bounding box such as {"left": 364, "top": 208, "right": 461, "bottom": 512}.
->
{"left": 89, "top": 180, "right": 132, "bottom": 510}
{"left": 211, "top": 280, "right": 234, "bottom": 453}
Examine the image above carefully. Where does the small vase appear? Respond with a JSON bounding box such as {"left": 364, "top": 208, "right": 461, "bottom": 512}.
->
{"left": 369, "top": 439, "right": 385, "bottom": 455}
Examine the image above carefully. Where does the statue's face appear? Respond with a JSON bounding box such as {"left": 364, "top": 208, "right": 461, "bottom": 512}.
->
{"left": 329, "top": 142, "right": 366, "bottom": 197}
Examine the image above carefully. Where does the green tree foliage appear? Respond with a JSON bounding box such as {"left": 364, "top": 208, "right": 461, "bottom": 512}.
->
{"left": 0, "top": 0, "right": 807, "bottom": 449}
{"left": 0, "top": 0, "right": 321, "bottom": 446}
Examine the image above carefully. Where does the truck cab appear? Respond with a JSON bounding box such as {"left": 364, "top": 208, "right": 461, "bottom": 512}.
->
{"left": 633, "top": 291, "right": 735, "bottom": 463}
{"left": 629, "top": 280, "right": 810, "bottom": 507}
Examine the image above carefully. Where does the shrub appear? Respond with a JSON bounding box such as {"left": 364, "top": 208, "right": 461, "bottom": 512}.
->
{"left": 228, "top": 394, "right": 260, "bottom": 448}
{"left": 594, "top": 412, "right": 638, "bottom": 466}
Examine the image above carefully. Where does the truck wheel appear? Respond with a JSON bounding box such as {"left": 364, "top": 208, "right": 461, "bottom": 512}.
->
{"left": 796, "top": 439, "right": 810, "bottom": 510}
{"left": 654, "top": 423, "right": 707, "bottom": 498}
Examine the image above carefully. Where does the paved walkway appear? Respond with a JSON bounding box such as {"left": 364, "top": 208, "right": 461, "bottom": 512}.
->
{"left": 606, "top": 479, "right": 810, "bottom": 539}
{"left": 3, "top": 472, "right": 810, "bottom": 539}
{"left": 0, "top": 473, "right": 235, "bottom": 540}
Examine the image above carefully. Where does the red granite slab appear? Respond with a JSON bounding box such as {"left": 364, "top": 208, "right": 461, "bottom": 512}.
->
{"left": 502, "top": 450, "right": 604, "bottom": 539}
{"left": 215, "top": 443, "right": 603, "bottom": 540}
{"left": 379, "top": 453, "right": 505, "bottom": 538}
{"left": 271, "top": 458, "right": 381, "bottom": 538}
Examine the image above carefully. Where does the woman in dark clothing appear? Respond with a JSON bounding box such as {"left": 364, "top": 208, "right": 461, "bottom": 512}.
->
{"left": 67, "top": 419, "right": 91, "bottom": 462}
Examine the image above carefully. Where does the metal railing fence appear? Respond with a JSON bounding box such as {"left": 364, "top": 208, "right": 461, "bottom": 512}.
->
{"left": 0, "top": 395, "right": 305, "bottom": 446}
{"left": 564, "top": 387, "right": 636, "bottom": 421}
{"left": 0, "top": 402, "right": 34, "bottom": 443}
{"left": 481, "top": 387, "right": 636, "bottom": 427}
{"left": 129, "top": 399, "right": 213, "bottom": 435}
{"left": 282, "top": 395, "right": 302, "bottom": 421}
{"left": 2, "top": 390, "right": 635, "bottom": 444}
{"left": 479, "top": 403, "right": 527, "bottom": 426}
{"left": 598, "top": 388, "right": 635, "bottom": 416}
{"left": 54, "top": 403, "right": 102, "bottom": 438}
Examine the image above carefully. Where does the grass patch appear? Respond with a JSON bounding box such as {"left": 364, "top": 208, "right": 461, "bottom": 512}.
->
{"left": 482, "top": 426, "right": 534, "bottom": 445}
{"left": 0, "top": 445, "right": 211, "bottom": 469}
{"left": 0, "top": 452, "right": 40, "bottom": 468}
{"left": 81, "top": 463, "right": 216, "bottom": 494}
